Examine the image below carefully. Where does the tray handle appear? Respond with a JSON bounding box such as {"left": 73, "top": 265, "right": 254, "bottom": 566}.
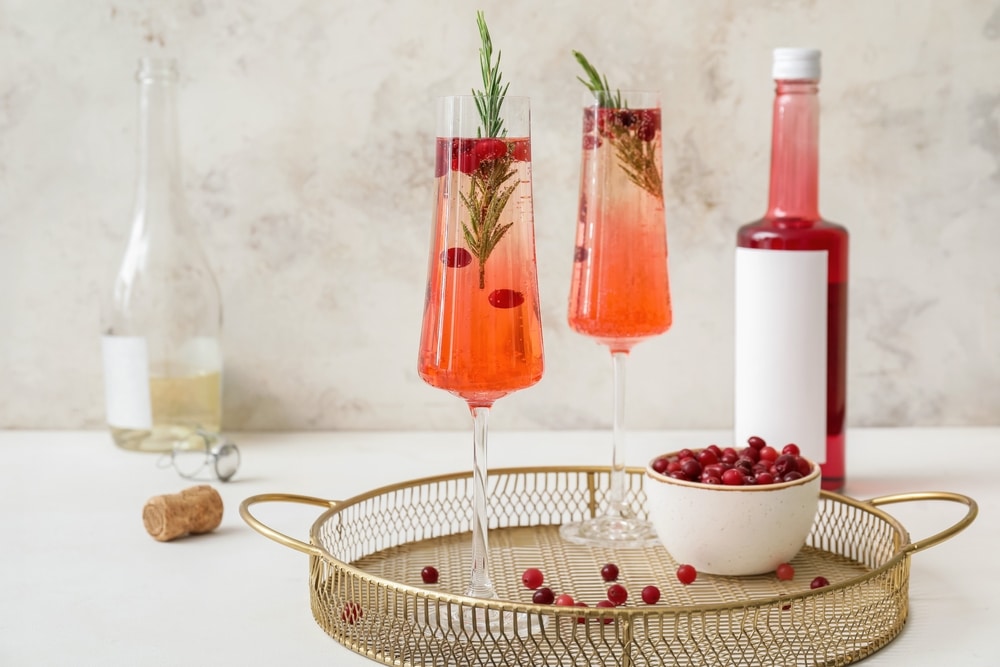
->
{"left": 866, "top": 491, "right": 978, "bottom": 555}
{"left": 239, "top": 493, "right": 339, "bottom": 558}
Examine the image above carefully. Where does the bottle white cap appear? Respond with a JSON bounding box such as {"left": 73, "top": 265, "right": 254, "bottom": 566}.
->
{"left": 772, "top": 48, "right": 821, "bottom": 81}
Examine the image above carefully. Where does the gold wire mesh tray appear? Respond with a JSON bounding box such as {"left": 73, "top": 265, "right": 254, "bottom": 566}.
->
{"left": 240, "top": 466, "right": 977, "bottom": 666}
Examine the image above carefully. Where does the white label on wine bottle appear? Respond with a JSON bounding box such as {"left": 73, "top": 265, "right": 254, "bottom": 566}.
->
{"left": 101, "top": 336, "right": 153, "bottom": 429}
{"left": 734, "top": 248, "right": 827, "bottom": 464}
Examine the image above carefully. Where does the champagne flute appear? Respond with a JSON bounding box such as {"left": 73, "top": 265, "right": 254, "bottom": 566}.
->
{"left": 560, "top": 90, "right": 672, "bottom": 548}
{"left": 418, "top": 95, "right": 543, "bottom": 609}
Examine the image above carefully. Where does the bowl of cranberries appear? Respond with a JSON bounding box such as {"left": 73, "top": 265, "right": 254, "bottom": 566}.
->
{"left": 645, "top": 438, "right": 821, "bottom": 576}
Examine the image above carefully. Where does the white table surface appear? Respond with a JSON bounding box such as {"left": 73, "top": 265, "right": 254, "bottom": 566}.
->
{"left": 1, "top": 428, "right": 995, "bottom": 666}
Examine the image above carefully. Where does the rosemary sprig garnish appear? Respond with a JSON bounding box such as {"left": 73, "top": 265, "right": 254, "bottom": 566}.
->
{"left": 461, "top": 11, "right": 518, "bottom": 289}
{"left": 473, "top": 11, "right": 509, "bottom": 138}
{"left": 573, "top": 51, "right": 663, "bottom": 200}
{"left": 573, "top": 50, "right": 622, "bottom": 109}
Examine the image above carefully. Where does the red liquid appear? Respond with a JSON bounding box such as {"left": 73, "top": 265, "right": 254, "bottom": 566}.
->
{"left": 418, "top": 137, "right": 544, "bottom": 408}
{"left": 568, "top": 107, "right": 672, "bottom": 353}
{"left": 737, "top": 220, "right": 848, "bottom": 491}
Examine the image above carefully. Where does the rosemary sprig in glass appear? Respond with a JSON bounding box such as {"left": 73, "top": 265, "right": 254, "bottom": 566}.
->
{"left": 573, "top": 50, "right": 663, "bottom": 200}
{"left": 462, "top": 11, "right": 518, "bottom": 288}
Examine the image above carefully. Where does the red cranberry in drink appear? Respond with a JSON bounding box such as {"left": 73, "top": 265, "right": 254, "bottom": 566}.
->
{"left": 440, "top": 247, "right": 472, "bottom": 268}
{"left": 511, "top": 139, "right": 530, "bottom": 162}
{"left": 582, "top": 134, "right": 602, "bottom": 150}
{"left": 475, "top": 138, "right": 507, "bottom": 161}
{"left": 574, "top": 246, "right": 589, "bottom": 262}
{"left": 488, "top": 289, "right": 525, "bottom": 309}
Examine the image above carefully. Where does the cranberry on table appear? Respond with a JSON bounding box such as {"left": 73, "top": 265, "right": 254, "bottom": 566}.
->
{"left": 810, "top": 576, "right": 830, "bottom": 589}
{"left": 341, "top": 602, "right": 363, "bottom": 624}
{"left": 595, "top": 599, "right": 615, "bottom": 624}
{"left": 676, "top": 564, "right": 697, "bottom": 585}
{"left": 607, "top": 584, "right": 628, "bottom": 606}
{"left": 420, "top": 565, "right": 439, "bottom": 584}
{"left": 600, "top": 562, "right": 619, "bottom": 582}
{"left": 641, "top": 585, "right": 661, "bottom": 605}
{"left": 532, "top": 587, "right": 555, "bottom": 605}
{"left": 574, "top": 600, "right": 589, "bottom": 624}
{"left": 521, "top": 567, "right": 544, "bottom": 590}
{"left": 776, "top": 563, "right": 795, "bottom": 581}
{"left": 554, "top": 593, "right": 575, "bottom": 606}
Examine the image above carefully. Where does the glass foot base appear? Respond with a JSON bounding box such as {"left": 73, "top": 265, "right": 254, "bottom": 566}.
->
{"left": 559, "top": 515, "right": 661, "bottom": 549}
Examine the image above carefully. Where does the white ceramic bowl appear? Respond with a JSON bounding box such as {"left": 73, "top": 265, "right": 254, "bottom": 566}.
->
{"left": 645, "top": 451, "right": 821, "bottom": 576}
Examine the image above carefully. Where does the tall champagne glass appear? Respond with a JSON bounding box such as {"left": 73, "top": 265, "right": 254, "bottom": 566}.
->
{"left": 560, "top": 90, "right": 672, "bottom": 548}
{"left": 418, "top": 96, "right": 544, "bottom": 605}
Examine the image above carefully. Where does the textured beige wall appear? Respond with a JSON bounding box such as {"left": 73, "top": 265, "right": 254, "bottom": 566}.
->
{"left": 2, "top": 0, "right": 998, "bottom": 431}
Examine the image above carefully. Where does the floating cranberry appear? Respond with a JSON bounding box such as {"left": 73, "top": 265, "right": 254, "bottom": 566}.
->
{"left": 776, "top": 563, "right": 795, "bottom": 581}
{"left": 554, "top": 593, "right": 575, "bottom": 607}
{"left": 521, "top": 567, "right": 544, "bottom": 590}
{"left": 341, "top": 602, "right": 363, "bottom": 624}
{"left": 582, "top": 134, "right": 602, "bottom": 150}
{"left": 488, "top": 289, "right": 525, "bottom": 309}
{"left": 475, "top": 138, "right": 508, "bottom": 162}
{"left": 676, "top": 564, "right": 697, "bottom": 585}
{"left": 511, "top": 139, "right": 530, "bottom": 162}
{"left": 582, "top": 107, "right": 597, "bottom": 134}
{"left": 574, "top": 246, "right": 589, "bottom": 262}
{"left": 440, "top": 247, "right": 472, "bottom": 268}
{"left": 532, "top": 587, "right": 555, "bottom": 605}
{"left": 600, "top": 563, "right": 620, "bottom": 582}
{"left": 617, "top": 109, "right": 637, "bottom": 127}
{"left": 607, "top": 584, "right": 628, "bottom": 606}
{"left": 451, "top": 138, "right": 479, "bottom": 175}
{"left": 641, "top": 585, "right": 660, "bottom": 605}
{"left": 636, "top": 109, "right": 660, "bottom": 141}
{"left": 420, "top": 566, "right": 439, "bottom": 584}
{"left": 782, "top": 443, "right": 801, "bottom": 456}
{"left": 810, "top": 576, "right": 830, "bottom": 590}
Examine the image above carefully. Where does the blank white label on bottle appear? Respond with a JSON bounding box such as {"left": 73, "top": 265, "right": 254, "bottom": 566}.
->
{"left": 101, "top": 336, "right": 152, "bottom": 429}
{"left": 734, "top": 248, "right": 827, "bottom": 463}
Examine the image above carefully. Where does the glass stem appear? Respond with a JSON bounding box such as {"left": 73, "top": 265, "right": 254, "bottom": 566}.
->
{"left": 466, "top": 405, "right": 496, "bottom": 598}
{"left": 608, "top": 351, "right": 629, "bottom": 517}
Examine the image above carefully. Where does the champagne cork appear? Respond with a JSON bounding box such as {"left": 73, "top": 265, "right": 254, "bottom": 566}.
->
{"left": 143, "top": 485, "right": 223, "bottom": 542}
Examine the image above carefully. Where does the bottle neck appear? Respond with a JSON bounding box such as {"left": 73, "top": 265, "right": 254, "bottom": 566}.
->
{"left": 132, "top": 59, "right": 185, "bottom": 233}
{"left": 766, "top": 80, "right": 820, "bottom": 221}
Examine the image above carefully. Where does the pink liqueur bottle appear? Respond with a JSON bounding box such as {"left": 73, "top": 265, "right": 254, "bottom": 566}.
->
{"left": 735, "top": 49, "right": 848, "bottom": 491}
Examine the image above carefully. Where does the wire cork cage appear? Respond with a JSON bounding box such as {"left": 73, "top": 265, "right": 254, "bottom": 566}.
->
{"left": 241, "top": 465, "right": 976, "bottom": 667}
